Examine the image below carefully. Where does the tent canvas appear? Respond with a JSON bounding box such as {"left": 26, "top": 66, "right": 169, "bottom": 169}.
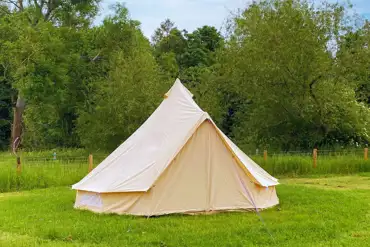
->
{"left": 72, "top": 79, "right": 279, "bottom": 216}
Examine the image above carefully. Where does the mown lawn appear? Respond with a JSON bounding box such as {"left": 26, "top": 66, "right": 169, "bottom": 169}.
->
{"left": 0, "top": 174, "right": 369, "bottom": 247}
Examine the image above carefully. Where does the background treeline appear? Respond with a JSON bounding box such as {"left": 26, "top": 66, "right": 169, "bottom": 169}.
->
{"left": 1, "top": 0, "right": 370, "bottom": 152}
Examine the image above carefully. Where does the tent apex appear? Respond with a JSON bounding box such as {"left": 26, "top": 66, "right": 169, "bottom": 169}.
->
{"left": 164, "top": 78, "right": 194, "bottom": 99}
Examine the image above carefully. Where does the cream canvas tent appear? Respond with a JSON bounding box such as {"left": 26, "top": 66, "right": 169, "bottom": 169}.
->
{"left": 72, "top": 79, "right": 279, "bottom": 216}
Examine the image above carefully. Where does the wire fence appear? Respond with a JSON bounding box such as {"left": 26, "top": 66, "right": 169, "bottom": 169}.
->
{"left": 1, "top": 149, "right": 369, "bottom": 193}
{"left": 2, "top": 148, "right": 369, "bottom": 176}
{"left": 6, "top": 148, "right": 370, "bottom": 164}
{"left": 1, "top": 154, "right": 108, "bottom": 178}
{"left": 21, "top": 155, "right": 108, "bottom": 165}
{"left": 247, "top": 148, "right": 368, "bottom": 157}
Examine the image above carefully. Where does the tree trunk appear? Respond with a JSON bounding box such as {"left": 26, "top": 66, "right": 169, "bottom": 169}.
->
{"left": 11, "top": 95, "right": 25, "bottom": 152}
{"left": 17, "top": 0, "right": 24, "bottom": 11}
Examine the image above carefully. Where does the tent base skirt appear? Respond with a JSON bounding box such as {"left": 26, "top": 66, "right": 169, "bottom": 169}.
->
{"left": 73, "top": 189, "right": 279, "bottom": 217}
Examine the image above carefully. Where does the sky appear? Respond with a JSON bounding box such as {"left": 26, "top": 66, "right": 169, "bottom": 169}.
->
{"left": 95, "top": 0, "right": 370, "bottom": 39}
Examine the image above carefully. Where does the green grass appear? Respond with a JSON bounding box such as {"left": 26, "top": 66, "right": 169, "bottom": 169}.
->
{"left": 1, "top": 149, "right": 370, "bottom": 192}
{"left": 254, "top": 154, "right": 370, "bottom": 176}
{"left": 1, "top": 150, "right": 369, "bottom": 246}
{"left": 0, "top": 174, "right": 369, "bottom": 246}
{"left": 0, "top": 150, "right": 106, "bottom": 193}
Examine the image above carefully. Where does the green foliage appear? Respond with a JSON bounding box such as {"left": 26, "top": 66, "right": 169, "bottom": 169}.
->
{"left": 1, "top": 0, "right": 370, "bottom": 152}
{"left": 0, "top": 6, "right": 18, "bottom": 150}
{"left": 0, "top": 0, "right": 102, "bottom": 150}
{"left": 0, "top": 2, "right": 169, "bottom": 151}
{"left": 76, "top": 5, "right": 169, "bottom": 151}
{"left": 11, "top": 22, "right": 79, "bottom": 148}
{"left": 152, "top": 20, "right": 224, "bottom": 84}
{"left": 181, "top": 25, "right": 223, "bottom": 68}
{"left": 0, "top": 76, "right": 12, "bottom": 149}
{"left": 198, "top": 0, "right": 370, "bottom": 150}
{"left": 337, "top": 21, "right": 370, "bottom": 105}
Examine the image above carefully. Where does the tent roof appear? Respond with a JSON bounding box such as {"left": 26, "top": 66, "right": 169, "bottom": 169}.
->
{"left": 72, "top": 79, "right": 278, "bottom": 193}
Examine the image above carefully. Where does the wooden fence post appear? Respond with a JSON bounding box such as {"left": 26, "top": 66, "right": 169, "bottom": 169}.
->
{"left": 88, "top": 154, "right": 93, "bottom": 172}
{"left": 365, "top": 148, "right": 368, "bottom": 161}
{"left": 16, "top": 156, "right": 21, "bottom": 175}
{"left": 263, "top": 150, "right": 267, "bottom": 161}
{"left": 313, "top": 149, "right": 317, "bottom": 168}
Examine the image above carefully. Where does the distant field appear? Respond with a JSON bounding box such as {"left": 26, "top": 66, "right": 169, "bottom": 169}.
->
{"left": 1, "top": 149, "right": 370, "bottom": 192}
{"left": 253, "top": 153, "right": 370, "bottom": 176}
{"left": 0, "top": 174, "right": 369, "bottom": 247}
{"left": 0, "top": 150, "right": 107, "bottom": 193}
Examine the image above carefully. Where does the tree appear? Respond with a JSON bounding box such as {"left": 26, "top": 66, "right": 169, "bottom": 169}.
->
{"left": 76, "top": 5, "right": 170, "bottom": 151}
{"left": 152, "top": 19, "right": 187, "bottom": 79}
{"left": 0, "top": 69, "right": 13, "bottom": 149}
{"left": 0, "top": 0, "right": 100, "bottom": 150}
{"left": 2, "top": 0, "right": 99, "bottom": 26}
{"left": 0, "top": 5, "right": 16, "bottom": 149}
{"left": 337, "top": 20, "right": 370, "bottom": 106}
{"left": 199, "top": 0, "right": 370, "bottom": 151}
{"left": 152, "top": 20, "right": 224, "bottom": 88}
{"left": 151, "top": 18, "right": 175, "bottom": 45}
{"left": 11, "top": 22, "right": 86, "bottom": 148}
{"left": 181, "top": 25, "right": 223, "bottom": 68}
{"left": 179, "top": 26, "right": 224, "bottom": 85}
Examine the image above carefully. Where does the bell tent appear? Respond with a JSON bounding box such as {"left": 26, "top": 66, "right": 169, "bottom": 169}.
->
{"left": 72, "top": 79, "right": 279, "bottom": 216}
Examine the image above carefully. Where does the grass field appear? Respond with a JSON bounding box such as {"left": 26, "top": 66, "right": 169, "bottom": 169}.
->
{"left": 1, "top": 149, "right": 370, "bottom": 192}
{"left": 254, "top": 153, "right": 370, "bottom": 176}
{"left": 0, "top": 174, "right": 369, "bottom": 246}
{"left": 0, "top": 150, "right": 105, "bottom": 192}
{"left": 0, "top": 151, "right": 369, "bottom": 246}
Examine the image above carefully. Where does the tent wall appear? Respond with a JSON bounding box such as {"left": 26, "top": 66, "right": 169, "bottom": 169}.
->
{"left": 74, "top": 121, "right": 278, "bottom": 216}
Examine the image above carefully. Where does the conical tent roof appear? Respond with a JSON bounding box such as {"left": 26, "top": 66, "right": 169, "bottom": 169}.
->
{"left": 72, "top": 79, "right": 278, "bottom": 193}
